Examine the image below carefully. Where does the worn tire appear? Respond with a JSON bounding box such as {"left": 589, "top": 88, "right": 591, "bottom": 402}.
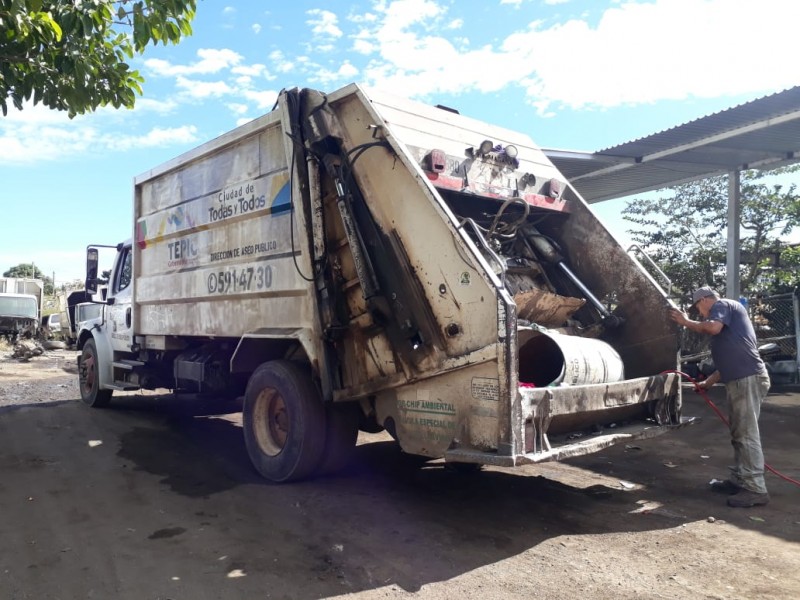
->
{"left": 317, "top": 403, "right": 360, "bottom": 476}
{"left": 243, "top": 360, "right": 326, "bottom": 482}
{"left": 79, "top": 339, "right": 113, "bottom": 408}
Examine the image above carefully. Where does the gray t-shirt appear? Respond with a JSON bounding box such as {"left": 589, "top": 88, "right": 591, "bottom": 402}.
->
{"left": 708, "top": 298, "right": 766, "bottom": 382}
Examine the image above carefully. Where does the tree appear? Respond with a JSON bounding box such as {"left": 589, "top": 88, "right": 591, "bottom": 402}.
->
{"left": 773, "top": 244, "right": 800, "bottom": 292}
{"left": 0, "top": 0, "right": 196, "bottom": 118}
{"left": 622, "top": 167, "right": 800, "bottom": 301}
{"left": 3, "top": 262, "right": 53, "bottom": 294}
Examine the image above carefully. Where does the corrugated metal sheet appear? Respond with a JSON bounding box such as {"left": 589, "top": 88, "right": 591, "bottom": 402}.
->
{"left": 545, "top": 86, "right": 800, "bottom": 203}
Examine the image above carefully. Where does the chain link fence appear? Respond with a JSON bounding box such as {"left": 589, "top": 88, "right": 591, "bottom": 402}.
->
{"left": 679, "top": 290, "right": 800, "bottom": 384}
{"left": 748, "top": 291, "right": 799, "bottom": 383}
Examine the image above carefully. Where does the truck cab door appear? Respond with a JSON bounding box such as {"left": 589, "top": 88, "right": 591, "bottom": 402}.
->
{"left": 107, "top": 245, "right": 134, "bottom": 352}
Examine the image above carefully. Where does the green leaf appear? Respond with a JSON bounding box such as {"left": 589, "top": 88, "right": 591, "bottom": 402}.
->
{"left": 0, "top": 0, "right": 196, "bottom": 115}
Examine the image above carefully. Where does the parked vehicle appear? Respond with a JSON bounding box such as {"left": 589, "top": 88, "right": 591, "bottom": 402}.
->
{"left": 54, "top": 289, "right": 101, "bottom": 347}
{"left": 40, "top": 313, "right": 62, "bottom": 334}
{"left": 77, "top": 84, "right": 687, "bottom": 482}
{"left": 0, "top": 278, "right": 44, "bottom": 339}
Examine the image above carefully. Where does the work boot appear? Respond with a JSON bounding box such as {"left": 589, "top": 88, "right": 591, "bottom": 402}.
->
{"left": 727, "top": 490, "right": 770, "bottom": 508}
{"left": 710, "top": 479, "right": 741, "bottom": 495}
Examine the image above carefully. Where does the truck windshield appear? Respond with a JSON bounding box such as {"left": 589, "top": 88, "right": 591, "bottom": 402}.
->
{"left": 0, "top": 296, "right": 38, "bottom": 319}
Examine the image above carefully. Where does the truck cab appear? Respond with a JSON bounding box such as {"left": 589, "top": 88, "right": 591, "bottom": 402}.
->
{"left": 0, "top": 293, "right": 39, "bottom": 339}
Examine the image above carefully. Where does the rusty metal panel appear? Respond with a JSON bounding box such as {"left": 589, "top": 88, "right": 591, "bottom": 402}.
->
{"left": 547, "top": 187, "right": 680, "bottom": 378}
{"left": 326, "top": 89, "right": 501, "bottom": 359}
{"left": 374, "top": 357, "right": 502, "bottom": 457}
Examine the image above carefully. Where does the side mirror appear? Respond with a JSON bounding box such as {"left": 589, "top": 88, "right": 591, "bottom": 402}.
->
{"left": 86, "top": 247, "right": 99, "bottom": 295}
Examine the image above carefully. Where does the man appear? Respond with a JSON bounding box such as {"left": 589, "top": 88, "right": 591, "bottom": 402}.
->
{"left": 669, "top": 286, "right": 771, "bottom": 508}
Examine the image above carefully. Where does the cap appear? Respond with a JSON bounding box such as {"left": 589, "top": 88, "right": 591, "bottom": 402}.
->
{"left": 692, "top": 286, "right": 716, "bottom": 305}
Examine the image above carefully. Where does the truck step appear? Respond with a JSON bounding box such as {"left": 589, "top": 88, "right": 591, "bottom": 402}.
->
{"left": 112, "top": 359, "right": 146, "bottom": 370}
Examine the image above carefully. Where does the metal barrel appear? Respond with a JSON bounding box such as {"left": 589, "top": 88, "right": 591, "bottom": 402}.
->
{"left": 518, "top": 330, "right": 624, "bottom": 387}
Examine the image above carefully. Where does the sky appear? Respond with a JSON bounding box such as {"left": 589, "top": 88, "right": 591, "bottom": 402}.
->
{"left": 1, "top": 0, "right": 799, "bottom": 285}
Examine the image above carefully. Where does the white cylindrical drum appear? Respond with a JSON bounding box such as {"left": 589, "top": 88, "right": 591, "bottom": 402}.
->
{"left": 518, "top": 330, "right": 624, "bottom": 387}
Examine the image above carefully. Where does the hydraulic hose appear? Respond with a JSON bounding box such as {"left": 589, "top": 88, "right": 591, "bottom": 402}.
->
{"left": 664, "top": 370, "right": 800, "bottom": 488}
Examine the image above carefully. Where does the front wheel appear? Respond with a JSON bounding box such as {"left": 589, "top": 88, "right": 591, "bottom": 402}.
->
{"left": 79, "top": 339, "right": 112, "bottom": 407}
{"left": 243, "top": 360, "right": 326, "bottom": 482}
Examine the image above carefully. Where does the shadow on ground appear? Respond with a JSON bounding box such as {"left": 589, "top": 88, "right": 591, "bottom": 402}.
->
{"left": 0, "top": 384, "right": 797, "bottom": 599}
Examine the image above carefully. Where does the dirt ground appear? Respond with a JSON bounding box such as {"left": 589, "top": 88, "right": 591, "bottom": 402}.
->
{"left": 0, "top": 347, "right": 799, "bottom": 600}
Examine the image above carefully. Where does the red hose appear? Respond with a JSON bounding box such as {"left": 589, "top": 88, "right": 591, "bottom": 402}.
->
{"left": 664, "top": 369, "right": 800, "bottom": 488}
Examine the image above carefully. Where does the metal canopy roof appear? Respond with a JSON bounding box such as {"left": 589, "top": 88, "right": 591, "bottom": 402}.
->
{"left": 543, "top": 86, "right": 800, "bottom": 203}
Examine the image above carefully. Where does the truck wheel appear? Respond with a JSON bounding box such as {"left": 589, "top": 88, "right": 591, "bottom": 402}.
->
{"left": 317, "top": 403, "right": 360, "bottom": 476}
{"left": 243, "top": 360, "right": 326, "bottom": 482}
{"left": 79, "top": 339, "right": 113, "bottom": 408}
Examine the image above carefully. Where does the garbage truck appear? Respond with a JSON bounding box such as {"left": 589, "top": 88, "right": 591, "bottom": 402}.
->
{"left": 77, "top": 83, "right": 688, "bottom": 482}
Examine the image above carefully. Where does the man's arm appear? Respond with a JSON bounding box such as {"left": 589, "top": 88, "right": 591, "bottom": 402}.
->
{"left": 698, "top": 369, "right": 720, "bottom": 389}
{"left": 669, "top": 308, "right": 724, "bottom": 335}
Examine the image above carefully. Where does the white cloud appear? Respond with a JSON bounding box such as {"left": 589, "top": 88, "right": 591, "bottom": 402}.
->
{"left": 352, "top": 0, "right": 508, "bottom": 97}
{"left": 0, "top": 125, "right": 96, "bottom": 162}
{"left": 309, "top": 61, "right": 360, "bottom": 86}
{"left": 349, "top": 0, "right": 799, "bottom": 114}
{"left": 0, "top": 114, "right": 197, "bottom": 163}
{"left": 348, "top": 11, "right": 378, "bottom": 24}
{"left": 515, "top": 0, "right": 799, "bottom": 112}
{"left": 352, "top": 31, "right": 376, "bottom": 54}
{"left": 145, "top": 49, "right": 243, "bottom": 77}
{"left": 241, "top": 89, "right": 279, "bottom": 110}
{"left": 269, "top": 50, "right": 295, "bottom": 73}
{"left": 0, "top": 102, "right": 75, "bottom": 126}
{"left": 105, "top": 126, "right": 199, "bottom": 151}
{"left": 225, "top": 102, "right": 247, "bottom": 115}
{"left": 382, "top": 0, "right": 444, "bottom": 32}
{"left": 226, "top": 103, "right": 249, "bottom": 115}
{"left": 4, "top": 0, "right": 796, "bottom": 168}
{"left": 252, "top": 23, "right": 262, "bottom": 34}
{"left": 306, "top": 9, "right": 343, "bottom": 38}
{"left": 339, "top": 62, "right": 360, "bottom": 79}
{"left": 175, "top": 76, "right": 234, "bottom": 99}
{"left": 232, "top": 62, "right": 264, "bottom": 77}
{"left": 133, "top": 97, "right": 180, "bottom": 114}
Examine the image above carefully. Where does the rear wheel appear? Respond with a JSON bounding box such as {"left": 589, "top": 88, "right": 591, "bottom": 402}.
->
{"left": 243, "top": 360, "right": 326, "bottom": 482}
{"left": 79, "top": 339, "right": 112, "bottom": 407}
